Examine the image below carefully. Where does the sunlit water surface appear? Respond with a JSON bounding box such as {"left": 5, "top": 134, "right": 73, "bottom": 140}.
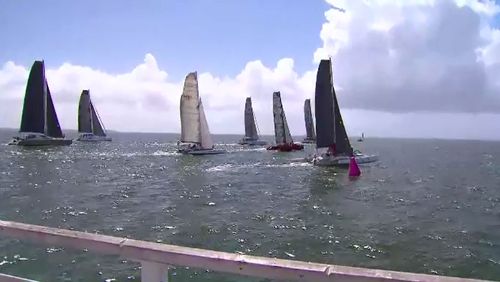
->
{"left": 0, "top": 129, "right": 499, "bottom": 281}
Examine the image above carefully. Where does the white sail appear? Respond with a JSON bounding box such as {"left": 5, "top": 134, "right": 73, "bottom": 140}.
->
{"left": 180, "top": 72, "right": 201, "bottom": 143}
{"left": 199, "top": 100, "right": 214, "bottom": 149}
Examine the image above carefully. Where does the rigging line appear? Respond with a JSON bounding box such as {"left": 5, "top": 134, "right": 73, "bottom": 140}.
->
{"left": 280, "top": 100, "right": 287, "bottom": 144}
{"left": 89, "top": 103, "right": 94, "bottom": 133}
{"left": 92, "top": 101, "right": 107, "bottom": 132}
{"left": 254, "top": 111, "right": 261, "bottom": 137}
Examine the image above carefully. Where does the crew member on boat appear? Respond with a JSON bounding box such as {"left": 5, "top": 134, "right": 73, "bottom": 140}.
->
{"left": 326, "top": 144, "right": 336, "bottom": 156}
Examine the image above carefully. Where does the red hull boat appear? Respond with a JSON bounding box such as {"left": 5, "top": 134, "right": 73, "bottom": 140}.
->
{"left": 266, "top": 142, "right": 304, "bottom": 152}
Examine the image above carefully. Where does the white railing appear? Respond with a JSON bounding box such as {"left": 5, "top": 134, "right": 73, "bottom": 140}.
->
{"left": 0, "top": 273, "right": 37, "bottom": 282}
{"left": 0, "top": 220, "right": 489, "bottom": 282}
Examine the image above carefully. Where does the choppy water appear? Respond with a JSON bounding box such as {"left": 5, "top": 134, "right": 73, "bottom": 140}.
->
{"left": 0, "top": 129, "right": 499, "bottom": 281}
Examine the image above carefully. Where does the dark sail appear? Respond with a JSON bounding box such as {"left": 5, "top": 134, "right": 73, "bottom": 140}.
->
{"left": 314, "top": 59, "right": 352, "bottom": 155}
{"left": 244, "top": 97, "right": 258, "bottom": 140}
{"left": 20, "top": 61, "right": 45, "bottom": 133}
{"left": 315, "top": 60, "right": 335, "bottom": 148}
{"left": 90, "top": 102, "right": 106, "bottom": 136}
{"left": 45, "top": 84, "right": 64, "bottom": 138}
{"left": 78, "top": 90, "right": 92, "bottom": 133}
{"left": 304, "top": 99, "right": 316, "bottom": 140}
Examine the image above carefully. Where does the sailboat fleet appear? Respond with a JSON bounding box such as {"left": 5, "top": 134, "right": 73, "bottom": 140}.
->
{"left": 9, "top": 59, "right": 378, "bottom": 173}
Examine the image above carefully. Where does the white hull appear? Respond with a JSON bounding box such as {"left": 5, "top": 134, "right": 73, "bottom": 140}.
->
{"left": 8, "top": 133, "right": 72, "bottom": 146}
{"left": 311, "top": 153, "right": 378, "bottom": 167}
{"left": 76, "top": 133, "right": 112, "bottom": 142}
{"left": 177, "top": 142, "right": 225, "bottom": 155}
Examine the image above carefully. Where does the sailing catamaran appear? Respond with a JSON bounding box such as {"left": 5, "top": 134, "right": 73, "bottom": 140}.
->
{"left": 266, "top": 91, "right": 304, "bottom": 152}
{"left": 239, "top": 97, "right": 267, "bottom": 146}
{"left": 9, "top": 60, "right": 72, "bottom": 146}
{"left": 302, "top": 99, "right": 316, "bottom": 144}
{"left": 312, "top": 59, "right": 377, "bottom": 166}
{"left": 77, "top": 90, "right": 112, "bottom": 142}
{"left": 177, "top": 72, "right": 225, "bottom": 155}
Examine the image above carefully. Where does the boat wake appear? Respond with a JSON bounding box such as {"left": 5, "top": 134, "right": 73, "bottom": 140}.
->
{"left": 207, "top": 160, "right": 312, "bottom": 172}
{"left": 264, "top": 162, "right": 312, "bottom": 168}
{"left": 152, "top": 150, "right": 180, "bottom": 156}
{"left": 206, "top": 163, "right": 261, "bottom": 172}
{"left": 94, "top": 150, "right": 180, "bottom": 158}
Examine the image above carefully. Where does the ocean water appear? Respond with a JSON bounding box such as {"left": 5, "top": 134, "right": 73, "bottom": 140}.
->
{"left": 0, "top": 128, "right": 499, "bottom": 281}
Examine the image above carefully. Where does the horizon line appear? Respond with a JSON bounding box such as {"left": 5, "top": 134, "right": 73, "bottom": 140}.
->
{"left": 1, "top": 127, "right": 499, "bottom": 142}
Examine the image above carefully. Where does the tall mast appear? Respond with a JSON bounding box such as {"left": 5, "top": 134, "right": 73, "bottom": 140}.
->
{"left": 43, "top": 61, "right": 48, "bottom": 135}
{"left": 90, "top": 103, "right": 94, "bottom": 133}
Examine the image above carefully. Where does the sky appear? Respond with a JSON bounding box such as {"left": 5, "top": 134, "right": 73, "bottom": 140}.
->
{"left": 1, "top": 0, "right": 500, "bottom": 140}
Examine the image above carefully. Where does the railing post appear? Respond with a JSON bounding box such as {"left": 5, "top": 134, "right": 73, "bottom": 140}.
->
{"left": 140, "top": 261, "right": 168, "bottom": 282}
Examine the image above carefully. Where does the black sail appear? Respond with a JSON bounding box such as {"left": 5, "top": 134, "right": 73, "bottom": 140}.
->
{"left": 90, "top": 102, "right": 106, "bottom": 136}
{"left": 314, "top": 59, "right": 352, "bottom": 155}
{"left": 244, "top": 97, "right": 258, "bottom": 140}
{"left": 45, "top": 83, "right": 64, "bottom": 138}
{"left": 78, "top": 90, "right": 92, "bottom": 133}
{"left": 20, "top": 61, "right": 45, "bottom": 133}
{"left": 304, "top": 99, "right": 316, "bottom": 140}
{"left": 315, "top": 60, "right": 335, "bottom": 148}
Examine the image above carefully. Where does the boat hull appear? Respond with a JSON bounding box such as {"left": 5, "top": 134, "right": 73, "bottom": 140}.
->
{"left": 302, "top": 138, "right": 316, "bottom": 144}
{"left": 76, "top": 133, "right": 112, "bottom": 142}
{"left": 183, "top": 149, "right": 226, "bottom": 155}
{"left": 9, "top": 135, "right": 72, "bottom": 146}
{"left": 238, "top": 139, "right": 268, "bottom": 146}
{"left": 177, "top": 142, "right": 226, "bottom": 155}
{"left": 266, "top": 143, "right": 304, "bottom": 152}
{"left": 312, "top": 153, "right": 378, "bottom": 167}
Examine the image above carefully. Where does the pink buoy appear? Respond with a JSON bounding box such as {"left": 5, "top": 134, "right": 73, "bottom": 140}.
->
{"left": 348, "top": 156, "right": 361, "bottom": 177}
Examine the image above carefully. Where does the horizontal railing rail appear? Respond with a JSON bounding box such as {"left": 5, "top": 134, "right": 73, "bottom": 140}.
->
{"left": 0, "top": 220, "right": 490, "bottom": 282}
{"left": 0, "top": 273, "right": 38, "bottom": 282}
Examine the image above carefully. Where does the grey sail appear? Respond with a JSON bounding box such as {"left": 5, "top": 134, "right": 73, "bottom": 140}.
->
{"left": 314, "top": 59, "right": 352, "bottom": 155}
{"left": 45, "top": 84, "right": 64, "bottom": 138}
{"left": 90, "top": 102, "right": 106, "bottom": 136}
{"left": 20, "top": 61, "right": 45, "bottom": 134}
{"left": 180, "top": 72, "right": 201, "bottom": 143}
{"left": 244, "top": 97, "right": 259, "bottom": 140}
{"left": 78, "top": 90, "right": 92, "bottom": 133}
{"left": 272, "top": 91, "right": 293, "bottom": 145}
{"left": 304, "top": 99, "right": 316, "bottom": 140}
{"left": 198, "top": 100, "right": 214, "bottom": 149}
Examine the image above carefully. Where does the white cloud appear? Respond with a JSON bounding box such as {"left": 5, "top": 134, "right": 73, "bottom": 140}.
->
{"left": 2, "top": 0, "right": 500, "bottom": 140}
{"left": 315, "top": 0, "right": 500, "bottom": 113}
{"left": 0, "top": 55, "right": 315, "bottom": 136}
